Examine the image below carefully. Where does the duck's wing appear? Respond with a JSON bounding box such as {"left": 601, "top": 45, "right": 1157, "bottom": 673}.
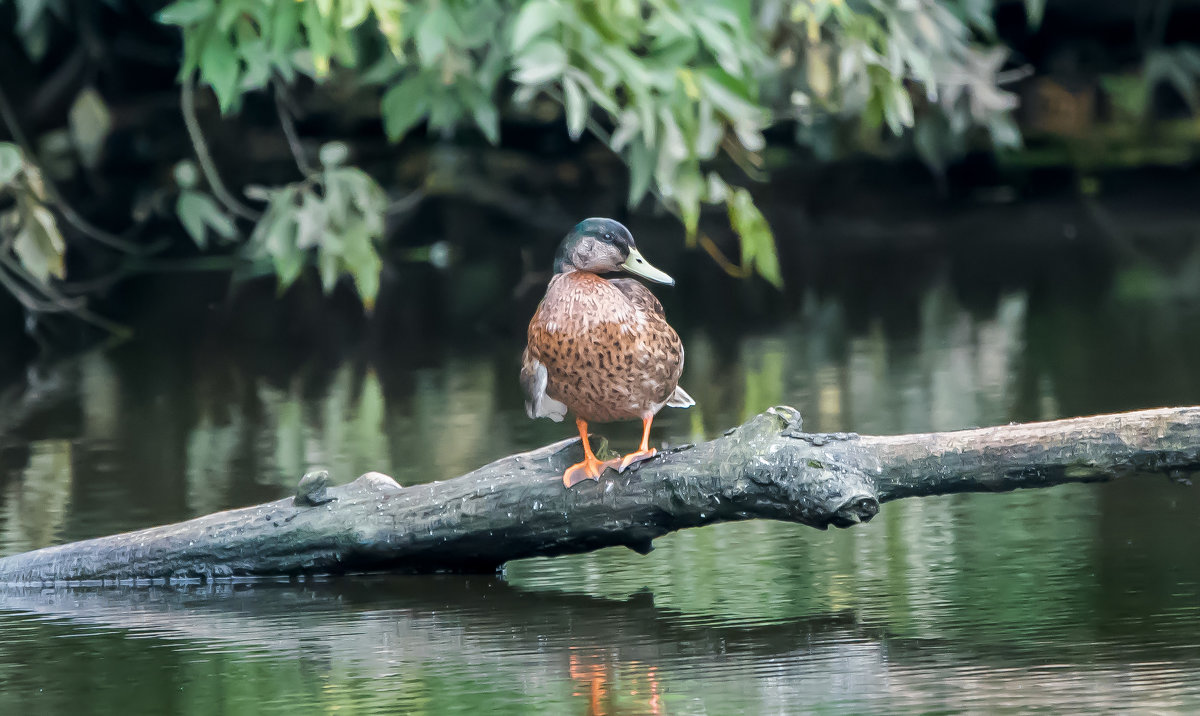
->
{"left": 520, "top": 344, "right": 568, "bottom": 422}
{"left": 607, "top": 278, "right": 666, "bottom": 317}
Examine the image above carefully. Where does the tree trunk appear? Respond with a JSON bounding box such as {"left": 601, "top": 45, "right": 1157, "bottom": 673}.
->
{"left": 0, "top": 406, "right": 1196, "bottom": 585}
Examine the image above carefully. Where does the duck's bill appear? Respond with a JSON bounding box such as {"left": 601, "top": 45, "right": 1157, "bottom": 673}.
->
{"left": 621, "top": 248, "right": 675, "bottom": 285}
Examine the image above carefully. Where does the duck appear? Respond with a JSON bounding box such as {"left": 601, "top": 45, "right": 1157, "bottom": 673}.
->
{"left": 521, "top": 218, "right": 694, "bottom": 487}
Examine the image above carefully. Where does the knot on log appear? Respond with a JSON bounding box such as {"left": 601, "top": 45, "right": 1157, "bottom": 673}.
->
{"left": 830, "top": 495, "right": 880, "bottom": 527}
{"left": 780, "top": 461, "right": 879, "bottom": 530}
{"left": 353, "top": 472, "right": 403, "bottom": 492}
{"left": 716, "top": 406, "right": 881, "bottom": 529}
{"left": 294, "top": 470, "right": 335, "bottom": 507}
{"left": 296, "top": 471, "right": 402, "bottom": 508}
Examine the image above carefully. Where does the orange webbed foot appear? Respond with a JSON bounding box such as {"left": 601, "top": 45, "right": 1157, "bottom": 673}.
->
{"left": 563, "top": 416, "right": 619, "bottom": 488}
{"left": 617, "top": 414, "right": 659, "bottom": 473}
{"left": 563, "top": 456, "right": 620, "bottom": 487}
{"left": 617, "top": 447, "right": 657, "bottom": 473}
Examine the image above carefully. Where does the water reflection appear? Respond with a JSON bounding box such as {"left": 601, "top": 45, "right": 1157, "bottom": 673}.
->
{"left": 1, "top": 562, "right": 1199, "bottom": 714}
{"left": 1, "top": 256, "right": 1200, "bottom": 713}
{"left": 1, "top": 440, "right": 72, "bottom": 553}
{"left": 0, "top": 577, "right": 868, "bottom": 715}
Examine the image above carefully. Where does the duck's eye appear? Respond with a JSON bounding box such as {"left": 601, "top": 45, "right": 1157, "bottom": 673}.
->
{"left": 601, "top": 232, "right": 615, "bottom": 243}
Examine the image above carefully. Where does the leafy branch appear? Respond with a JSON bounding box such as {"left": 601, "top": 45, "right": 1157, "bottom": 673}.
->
{"left": 1, "top": 0, "right": 1056, "bottom": 314}
{"left": 0, "top": 143, "right": 131, "bottom": 336}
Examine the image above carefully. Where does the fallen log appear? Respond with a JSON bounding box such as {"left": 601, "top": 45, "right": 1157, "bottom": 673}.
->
{"left": 0, "top": 405, "right": 1197, "bottom": 585}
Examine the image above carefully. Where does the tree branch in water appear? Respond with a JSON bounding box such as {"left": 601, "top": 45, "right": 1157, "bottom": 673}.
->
{"left": 0, "top": 406, "right": 1196, "bottom": 585}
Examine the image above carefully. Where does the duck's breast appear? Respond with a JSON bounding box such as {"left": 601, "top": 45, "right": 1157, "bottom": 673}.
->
{"left": 526, "top": 272, "right": 684, "bottom": 423}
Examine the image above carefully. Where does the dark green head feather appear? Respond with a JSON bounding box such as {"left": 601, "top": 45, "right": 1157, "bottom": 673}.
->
{"left": 551, "top": 218, "right": 674, "bottom": 285}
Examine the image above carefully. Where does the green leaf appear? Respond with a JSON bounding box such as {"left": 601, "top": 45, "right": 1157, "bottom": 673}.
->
{"left": 322, "top": 171, "right": 352, "bottom": 227}
{"left": 569, "top": 67, "right": 618, "bottom": 114}
{"left": 302, "top": 0, "right": 334, "bottom": 76}
{"left": 1024, "top": 0, "right": 1046, "bottom": 27}
{"left": 0, "top": 143, "right": 22, "bottom": 187}
{"left": 610, "top": 110, "right": 640, "bottom": 152}
{"left": 263, "top": 201, "right": 305, "bottom": 290}
{"left": 634, "top": 91, "right": 656, "bottom": 148}
{"left": 648, "top": 34, "right": 700, "bottom": 71}
{"left": 68, "top": 87, "right": 113, "bottom": 169}
{"left": 697, "top": 68, "right": 759, "bottom": 120}
{"left": 14, "top": 0, "right": 54, "bottom": 59}
{"left": 199, "top": 30, "right": 241, "bottom": 113}
{"left": 329, "top": 13, "right": 359, "bottom": 68}
{"left": 882, "top": 79, "right": 914, "bottom": 136}
{"left": 341, "top": 222, "right": 382, "bottom": 310}
{"left": 271, "top": 0, "right": 302, "bottom": 59}
{"left": 563, "top": 75, "right": 587, "bottom": 140}
{"left": 415, "top": 3, "right": 458, "bottom": 63}
{"left": 460, "top": 83, "right": 500, "bottom": 144}
{"left": 382, "top": 76, "right": 431, "bottom": 140}
{"left": 693, "top": 16, "right": 741, "bottom": 76}
{"left": 14, "top": 204, "right": 66, "bottom": 284}
{"left": 705, "top": 172, "right": 729, "bottom": 203}
{"left": 513, "top": 41, "right": 567, "bottom": 85}
{"left": 913, "top": 118, "right": 947, "bottom": 175}
{"left": 987, "top": 114, "right": 1022, "bottom": 150}
{"left": 236, "top": 24, "right": 272, "bottom": 91}
{"left": 428, "top": 90, "right": 464, "bottom": 132}
{"left": 249, "top": 186, "right": 297, "bottom": 251}
{"left": 627, "top": 141, "right": 656, "bottom": 206}
{"left": 177, "top": 190, "right": 236, "bottom": 248}
{"left": 728, "top": 188, "right": 782, "bottom": 289}
{"left": 332, "top": 167, "right": 387, "bottom": 219}
{"left": 21, "top": 17, "right": 50, "bottom": 61}
{"left": 675, "top": 167, "right": 702, "bottom": 240}
{"left": 510, "top": 0, "right": 559, "bottom": 51}
{"left": 370, "top": 0, "right": 405, "bottom": 59}
{"left": 317, "top": 245, "right": 341, "bottom": 293}
{"left": 295, "top": 192, "right": 328, "bottom": 249}
{"left": 177, "top": 191, "right": 209, "bottom": 247}
{"left": 216, "top": 0, "right": 252, "bottom": 31}
{"left": 658, "top": 109, "right": 687, "bottom": 162}
{"left": 1145, "top": 49, "right": 1200, "bottom": 112}
{"left": 340, "top": 0, "right": 371, "bottom": 29}
{"left": 272, "top": 246, "right": 306, "bottom": 292}
{"left": 158, "top": 0, "right": 215, "bottom": 26}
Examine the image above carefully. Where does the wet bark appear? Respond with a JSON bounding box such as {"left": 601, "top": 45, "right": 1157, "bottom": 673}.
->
{"left": 0, "top": 405, "right": 1196, "bottom": 585}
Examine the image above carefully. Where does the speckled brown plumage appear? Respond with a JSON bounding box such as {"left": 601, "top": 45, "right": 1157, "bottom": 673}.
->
{"left": 522, "top": 271, "right": 686, "bottom": 424}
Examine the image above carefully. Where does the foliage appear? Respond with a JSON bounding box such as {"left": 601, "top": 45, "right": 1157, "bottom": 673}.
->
{"left": 141, "top": 0, "right": 1039, "bottom": 295}
{"left": 174, "top": 160, "right": 238, "bottom": 249}
{"left": 0, "top": 142, "right": 68, "bottom": 286}
{"left": 243, "top": 143, "right": 388, "bottom": 308}
{"left": 773, "top": 0, "right": 1024, "bottom": 174}
{"left": 0, "top": 0, "right": 1070, "bottom": 310}
{"left": 1102, "top": 45, "right": 1200, "bottom": 119}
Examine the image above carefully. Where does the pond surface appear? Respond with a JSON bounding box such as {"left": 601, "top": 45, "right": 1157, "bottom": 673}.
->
{"left": 2, "top": 225, "right": 1200, "bottom": 714}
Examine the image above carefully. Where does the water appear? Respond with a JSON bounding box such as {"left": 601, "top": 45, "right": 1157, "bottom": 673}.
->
{"left": 2, "top": 251, "right": 1200, "bottom": 713}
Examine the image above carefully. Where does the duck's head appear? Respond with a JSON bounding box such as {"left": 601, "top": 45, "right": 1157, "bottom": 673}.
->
{"left": 553, "top": 218, "right": 674, "bottom": 285}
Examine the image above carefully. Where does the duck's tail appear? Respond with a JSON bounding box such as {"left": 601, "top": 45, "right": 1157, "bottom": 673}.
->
{"left": 666, "top": 385, "right": 695, "bottom": 408}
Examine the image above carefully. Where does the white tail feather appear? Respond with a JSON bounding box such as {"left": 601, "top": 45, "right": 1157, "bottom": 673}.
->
{"left": 666, "top": 385, "right": 695, "bottom": 408}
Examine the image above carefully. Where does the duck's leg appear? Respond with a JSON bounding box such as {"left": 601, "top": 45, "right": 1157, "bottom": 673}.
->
{"left": 563, "top": 417, "right": 619, "bottom": 487}
{"left": 618, "top": 414, "right": 658, "bottom": 472}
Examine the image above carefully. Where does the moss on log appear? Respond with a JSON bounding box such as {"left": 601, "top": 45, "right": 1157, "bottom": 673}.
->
{"left": 0, "top": 406, "right": 1196, "bottom": 585}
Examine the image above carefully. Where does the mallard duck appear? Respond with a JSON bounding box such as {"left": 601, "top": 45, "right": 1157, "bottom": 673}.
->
{"left": 521, "top": 218, "right": 694, "bottom": 487}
